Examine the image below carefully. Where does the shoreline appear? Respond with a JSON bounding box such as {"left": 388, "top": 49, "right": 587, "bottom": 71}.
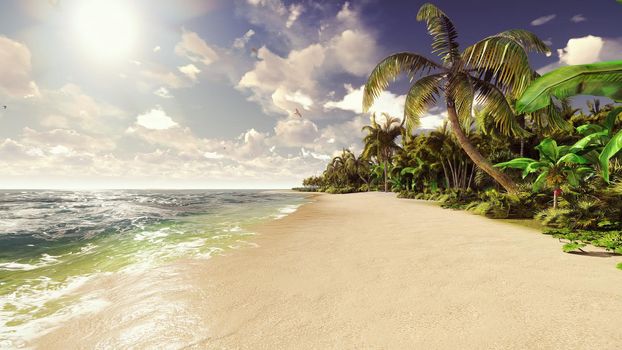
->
{"left": 35, "top": 192, "right": 622, "bottom": 349}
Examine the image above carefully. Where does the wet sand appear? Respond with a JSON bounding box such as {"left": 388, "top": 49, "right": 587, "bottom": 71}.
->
{"left": 36, "top": 192, "right": 622, "bottom": 349}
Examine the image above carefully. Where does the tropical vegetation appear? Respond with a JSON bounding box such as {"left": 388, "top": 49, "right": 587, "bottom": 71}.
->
{"left": 296, "top": 3, "right": 622, "bottom": 269}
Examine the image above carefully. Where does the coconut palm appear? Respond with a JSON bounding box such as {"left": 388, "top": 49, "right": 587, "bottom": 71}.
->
{"left": 361, "top": 113, "right": 404, "bottom": 192}
{"left": 362, "top": 3, "right": 552, "bottom": 194}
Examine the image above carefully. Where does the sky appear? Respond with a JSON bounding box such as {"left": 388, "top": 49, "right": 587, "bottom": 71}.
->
{"left": 0, "top": 0, "right": 619, "bottom": 189}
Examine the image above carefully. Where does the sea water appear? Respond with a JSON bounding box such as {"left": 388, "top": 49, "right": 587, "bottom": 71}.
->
{"left": 0, "top": 190, "right": 307, "bottom": 347}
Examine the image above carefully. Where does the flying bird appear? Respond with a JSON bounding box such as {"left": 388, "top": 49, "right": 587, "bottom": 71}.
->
{"left": 293, "top": 108, "right": 303, "bottom": 118}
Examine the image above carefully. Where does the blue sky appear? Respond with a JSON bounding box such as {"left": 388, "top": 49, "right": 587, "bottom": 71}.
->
{"left": 0, "top": 0, "right": 619, "bottom": 188}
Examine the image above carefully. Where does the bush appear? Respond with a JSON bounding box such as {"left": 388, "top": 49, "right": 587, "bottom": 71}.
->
{"left": 544, "top": 228, "right": 622, "bottom": 254}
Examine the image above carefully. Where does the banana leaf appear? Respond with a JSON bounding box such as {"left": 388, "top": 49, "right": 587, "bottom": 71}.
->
{"left": 533, "top": 169, "right": 549, "bottom": 191}
{"left": 557, "top": 153, "right": 589, "bottom": 165}
{"left": 604, "top": 107, "right": 622, "bottom": 134}
{"left": 536, "top": 138, "right": 559, "bottom": 162}
{"left": 494, "top": 157, "right": 536, "bottom": 169}
{"left": 599, "top": 129, "right": 622, "bottom": 182}
{"left": 575, "top": 124, "right": 603, "bottom": 136}
{"left": 516, "top": 60, "right": 622, "bottom": 113}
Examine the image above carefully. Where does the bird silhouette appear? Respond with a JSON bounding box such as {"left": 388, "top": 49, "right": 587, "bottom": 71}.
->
{"left": 293, "top": 108, "right": 303, "bottom": 118}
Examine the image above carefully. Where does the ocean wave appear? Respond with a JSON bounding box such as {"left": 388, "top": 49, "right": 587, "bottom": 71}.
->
{"left": 273, "top": 204, "right": 302, "bottom": 219}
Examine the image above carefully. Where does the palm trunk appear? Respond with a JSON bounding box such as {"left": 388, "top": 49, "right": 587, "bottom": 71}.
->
{"left": 383, "top": 160, "right": 388, "bottom": 192}
{"left": 446, "top": 102, "right": 519, "bottom": 194}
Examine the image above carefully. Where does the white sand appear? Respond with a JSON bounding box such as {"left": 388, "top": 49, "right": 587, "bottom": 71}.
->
{"left": 36, "top": 192, "right": 622, "bottom": 349}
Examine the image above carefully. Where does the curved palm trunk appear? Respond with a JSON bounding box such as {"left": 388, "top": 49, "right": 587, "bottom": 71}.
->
{"left": 446, "top": 102, "right": 519, "bottom": 194}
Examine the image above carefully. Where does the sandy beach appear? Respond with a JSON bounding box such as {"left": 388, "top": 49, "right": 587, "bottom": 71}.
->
{"left": 36, "top": 192, "right": 622, "bottom": 349}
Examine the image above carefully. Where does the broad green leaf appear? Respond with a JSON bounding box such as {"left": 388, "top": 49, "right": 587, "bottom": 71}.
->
{"left": 494, "top": 157, "right": 536, "bottom": 169}
{"left": 522, "top": 161, "right": 549, "bottom": 178}
{"left": 557, "top": 153, "right": 589, "bottom": 165}
{"left": 570, "top": 130, "right": 609, "bottom": 152}
{"left": 516, "top": 60, "right": 622, "bottom": 113}
{"left": 565, "top": 170, "right": 580, "bottom": 187}
{"left": 536, "top": 138, "right": 558, "bottom": 162}
{"left": 599, "top": 129, "right": 622, "bottom": 182}
{"left": 562, "top": 242, "right": 586, "bottom": 253}
{"left": 604, "top": 107, "right": 622, "bottom": 134}
{"left": 575, "top": 124, "right": 603, "bottom": 136}
{"left": 533, "top": 169, "right": 549, "bottom": 191}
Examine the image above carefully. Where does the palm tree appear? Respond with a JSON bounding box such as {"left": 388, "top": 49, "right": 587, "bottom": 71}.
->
{"left": 361, "top": 113, "right": 404, "bottom": 192}
{"left": 363, "top": 3, "right": 551, "bottom": 194}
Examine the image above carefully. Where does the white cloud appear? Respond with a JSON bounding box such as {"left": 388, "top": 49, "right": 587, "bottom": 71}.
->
{"left": 236, "top": 1, "right": 380, "bottom": 117}
{"left": 328, "top": 29, "right": 378, "bottom": 76}
{"left": 570, "top": 14, "right": 587, "bottom": 23}
{"left": 154, "top": 87, "right": 173, "bottom": 99}
{"left": 204, "top": 151, "right": 225, "bottom": 159}
{"left": 558, "top": 35, "right": 603, "bottom": 65}
{"left": 324, "top": 84, "right": 405, "bottom": 119}
{"left": 286, "top": 4, "right": 304, "bottom": 28}
{"left": 538, "top": 35, "right": 622, "bottom": 74}
{"left": 238, "top": 44, "right": 325, "bottom": 114}
{"left": 233, "top": 29, "right": 256, "bottom": 49}
{"left": 530, "top": 14, "right": 556, "bottom": 26}
{"left": 140, "top": 64, "right": 188, "bottom": 89}
{"left": 178, "top": 63, "right": 201, "bottom": 81}
{"left": 0, "top": 36, "right": 39, "bottom": 98}
{"left": 175, "top": 29, "right": 219, "bottom": 65}
{"left": 273, "top": 118, "right": 319, "bottom": 146}
{"left": 135, "top": 107, "right": 179, "bottom": 130}
{"left": 153, "top": 46, "right": 161, "bottom": 52}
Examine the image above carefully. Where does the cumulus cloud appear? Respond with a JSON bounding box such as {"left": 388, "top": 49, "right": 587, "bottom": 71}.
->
{"left": 178, "top": 63, "right": 201, "bottom": 81}
{"left": 175, "top": 29, "right": 219, "bottom": 65}
{"left": 238, "top": 44, "right": 325, "bottom": 114}
{"left": 558, "top": 35, "right": 603, "bottom": 65}
{"left": 328, "top": 29, "right": 379, "bottom": 76}
{"left": 135, "top": 107, "right": 179, "bottom": 130}
{"left": 273, "top": 118, "right": 319, "bottom": 146}
{"left": 530, "top": 14, "right": 556, "bottom": 26}
{"left": 539, "top": 35, "right": 622, "bottom": 73}
{"left": 0, "top": 36, "right": 39, "bottom": 98}
{"left": 236, "top": 2, "right": 380, "bottom": 117}
{"left": 570, "top": 14, "right": 587, "bottom": 23}
{"left": 324, "top": 84, "right": 405, "bottom": 119}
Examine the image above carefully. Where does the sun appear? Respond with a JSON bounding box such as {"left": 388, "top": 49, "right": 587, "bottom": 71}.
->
{"left": 72, "top": 0, "right": 137, "bottom": 61}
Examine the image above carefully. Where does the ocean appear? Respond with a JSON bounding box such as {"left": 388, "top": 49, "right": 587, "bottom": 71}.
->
{"left": 0, "top": 190, "right": 308, "bottom": 347}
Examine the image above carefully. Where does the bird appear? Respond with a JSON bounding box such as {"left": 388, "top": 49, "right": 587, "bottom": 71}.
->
{"left": 2, "top": 106, "right": 6, "bottom": 109}
{"left": 293, "top": 108, "right": 303, "bottom": 118}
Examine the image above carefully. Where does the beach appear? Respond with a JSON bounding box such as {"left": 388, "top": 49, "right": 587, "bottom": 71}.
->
{"left": 35, "top": 192, "right": 622, "bottom": 349}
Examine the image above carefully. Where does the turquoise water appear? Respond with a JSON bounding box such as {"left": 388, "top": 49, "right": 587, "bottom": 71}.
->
{"left": 0, "top": 190, "right": 307, "bottom": 346}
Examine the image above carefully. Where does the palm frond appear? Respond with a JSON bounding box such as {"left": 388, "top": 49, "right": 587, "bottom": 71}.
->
{"left": 403, "top": 73, "right": 445, "bottom": 133}
{"left": 447, "top": 73, "right": 475, "bottom": 130}
{"left": 529, "top": 100, "right": 573, "bottom": 133}
{"left": 493, "top": 30, "right": 550, "bottom": 54}
{"left": 363, "top": 53, "right": 441, "bottom": 112}
{"left": 416, "top": 3, "right": 460, "bottom": 63}
{"left": 463, "top": 37, "right": 535, "bottom": 98}
{"left": 473, "top": 78, "right": 529, "bottom": 137}
{"left": 517, "top": 60, "right": 622, "bottom": 113}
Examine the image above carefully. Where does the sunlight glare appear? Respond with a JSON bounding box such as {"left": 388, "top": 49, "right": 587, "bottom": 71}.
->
{"left": 72, "top": 0, "right": 137, "bottom": 61}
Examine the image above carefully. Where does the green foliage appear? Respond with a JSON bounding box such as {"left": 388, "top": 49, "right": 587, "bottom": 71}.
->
{"left": 617, "top": 262, "right": 622, "bottom": 271}
{"left": 562, "top": 242, "right": 586, "bottom": 253}
{"left": 517, "top": 60, "right": 622, "bottom": 113}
